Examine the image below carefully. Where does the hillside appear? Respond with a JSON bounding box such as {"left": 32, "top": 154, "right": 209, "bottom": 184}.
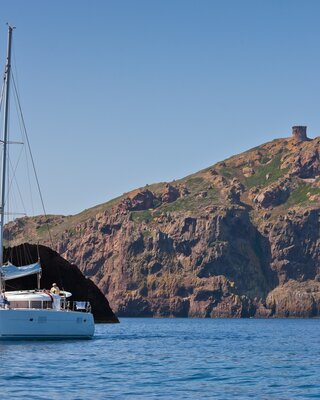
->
{"left": 4, "top": 126, "right": 320, "bottom": 317}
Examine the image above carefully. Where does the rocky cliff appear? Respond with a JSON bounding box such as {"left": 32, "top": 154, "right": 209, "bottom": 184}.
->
{"left": 4, "top": 127, "right": 320, "bottom": 318}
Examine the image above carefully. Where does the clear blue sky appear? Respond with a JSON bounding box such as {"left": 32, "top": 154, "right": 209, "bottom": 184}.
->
{"left": 1, "top": 0, "right": 320, "bottom": 216}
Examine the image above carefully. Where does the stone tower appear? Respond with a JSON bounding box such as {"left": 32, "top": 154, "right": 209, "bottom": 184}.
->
{"left": 292, "top": 126, "right": 307, "bottom": 141}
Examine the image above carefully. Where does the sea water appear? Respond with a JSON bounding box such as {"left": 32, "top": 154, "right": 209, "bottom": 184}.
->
{"left": 0, "top": 318, "right": 319, "bottom": 399}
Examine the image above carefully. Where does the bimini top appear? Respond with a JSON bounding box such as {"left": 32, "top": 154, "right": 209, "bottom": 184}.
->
{"left": 0, "top": 262, "right": 41, "bottom": 281}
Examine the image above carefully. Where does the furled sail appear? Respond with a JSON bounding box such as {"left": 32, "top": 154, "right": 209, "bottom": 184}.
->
{"left": 0, "top": 262, "right": 41, "bottom": 281}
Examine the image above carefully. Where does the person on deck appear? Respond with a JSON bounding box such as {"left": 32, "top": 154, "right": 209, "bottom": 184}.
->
{"left": 0, "top": 290, "right": 9, "bottom": 308}
{"left": 0, "top": 291, "right": 5, "bottom": 308}
{"left": 50, "top": 283, "right": 60, "bottom": 295}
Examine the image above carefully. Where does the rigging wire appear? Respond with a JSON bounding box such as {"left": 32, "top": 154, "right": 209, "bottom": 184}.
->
{"left": 6, "top": 138, "right": 27, "bottom": 215}
{"left": 11, "top": 40, "right": 35, "bottom": 216}
{"left": 0, "top": 44, "right": 66, "bottom": 289}
{"left": 11, "top": 40, "right": 20, "bottom": 100}
{"left": 8, "top": 157, "right": 27, "bottom": 216}
{"left": 0, "top": 49, "right": 6, "bottom": 113}
{"left": 11, "top": 73, "right": 34, "bottom": 216}
{"left": 0, "top": 82, "right": 4, "bottom": 113}
{"left": 10, "top": 71, "right": 65, "bottom": 289}
{"left": 11, "top": 74, "right": 55, "bottom": 249}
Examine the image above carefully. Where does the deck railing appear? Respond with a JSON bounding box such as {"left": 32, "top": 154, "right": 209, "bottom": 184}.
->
{"left": 0, "top": 299, "right": 92, "bottom": 312}
{"left": 63, "top": 300, "right": 92, "bottom": 313}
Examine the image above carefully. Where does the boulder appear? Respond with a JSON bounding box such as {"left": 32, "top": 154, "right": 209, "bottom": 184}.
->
{"left": 161, "top": 184, "right": 180, "bottom": 203}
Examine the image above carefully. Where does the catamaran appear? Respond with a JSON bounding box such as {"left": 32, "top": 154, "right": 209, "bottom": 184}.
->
{"left": 0, "top": 26, "right": 94, "bottom": 339}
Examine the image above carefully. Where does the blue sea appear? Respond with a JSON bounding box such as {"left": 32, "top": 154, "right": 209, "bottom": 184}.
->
{"left": 0, "top": 318, "right": 319, "bottom": 399}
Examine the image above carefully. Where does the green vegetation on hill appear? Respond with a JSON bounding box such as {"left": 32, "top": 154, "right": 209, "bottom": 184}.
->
{"left": 219, "top": 167, "right": 234, "bottom": 179}
{"left": 159, "top": 187, "right": 220, "bottom": 214}
{"left": 285, "top": 183, "right": 319, "bottom": 208}
{"left": 245, "top": 155, "right": 288, "bottom": 188}
{"left": 131, "top": 210, "right": 153, "bottom": 223}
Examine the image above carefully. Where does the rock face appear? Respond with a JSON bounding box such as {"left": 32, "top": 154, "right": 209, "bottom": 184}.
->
{"left": 266, "top": 280, "right": 320, "bottom": 317}
{"left": 161, "top": 184, "right": 180, "bottom": 203}
{"left": 4, "top": 129, "right": 320, "bottom": 318}
{"left": 254, "top": 177, "right": 291, "bottom": 208}
{"left": 119, "top": 189, "right": 156, "bottom": 212}
{"left": 3, "top": 244, "right": 118, "bottom": 323}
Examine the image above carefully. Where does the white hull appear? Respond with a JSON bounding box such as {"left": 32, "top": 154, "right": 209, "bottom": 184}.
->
{"left": 0, "top": 308, "right": 95, "bottom": 339}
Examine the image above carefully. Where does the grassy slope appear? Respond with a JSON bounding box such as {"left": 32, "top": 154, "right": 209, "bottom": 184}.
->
{"left": 7, "top": 137, "right": 319, "bottom": 244}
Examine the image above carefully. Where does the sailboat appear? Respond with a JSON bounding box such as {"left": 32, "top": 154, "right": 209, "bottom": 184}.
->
{"left": 0, "top": 26, "right": 94, "bottom": 339}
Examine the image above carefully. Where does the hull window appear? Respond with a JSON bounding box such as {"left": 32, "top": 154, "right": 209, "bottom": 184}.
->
{"left": 31, "top": 301, "right": 42, "bottom": 309}
{"left": 43, "top": 301, "right": 53, "bottom": 309}
{"left": 11, "top": 301, "right": 29, "bottom": 309}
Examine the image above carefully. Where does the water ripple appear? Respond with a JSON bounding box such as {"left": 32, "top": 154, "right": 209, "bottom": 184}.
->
{"left": 0, "top": 318, "right": 320, "bottom": 399}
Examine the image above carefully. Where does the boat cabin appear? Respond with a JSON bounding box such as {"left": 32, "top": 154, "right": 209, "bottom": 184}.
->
{"left": 2, "top": 290, "right": 91, "bottom": 312}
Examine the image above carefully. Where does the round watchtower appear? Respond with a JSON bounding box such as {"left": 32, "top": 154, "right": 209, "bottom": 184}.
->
{"left": 292, "top": 126, "right": 307, "bottom": 141}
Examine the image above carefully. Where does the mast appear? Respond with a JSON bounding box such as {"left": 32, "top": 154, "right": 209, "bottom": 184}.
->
{"left": 0, "top": 26, "right": 14, "bottom": 283}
